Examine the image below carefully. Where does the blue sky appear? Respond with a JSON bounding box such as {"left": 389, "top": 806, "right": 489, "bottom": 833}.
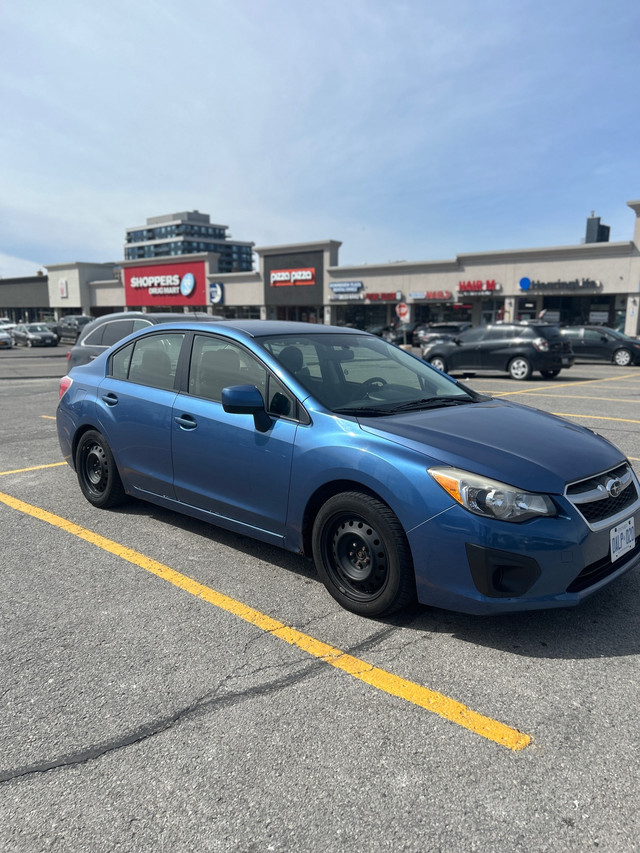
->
{"left": 1, "top": 0, "right": 639, "bottom": 277}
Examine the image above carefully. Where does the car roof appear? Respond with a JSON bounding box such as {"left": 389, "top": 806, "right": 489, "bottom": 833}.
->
{"left": 159, "top": 319, "right": 371, "bottom": 337}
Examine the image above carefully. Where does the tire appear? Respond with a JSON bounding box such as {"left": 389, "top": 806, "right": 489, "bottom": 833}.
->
{"left": 508, "top": 356, "right": 532, "bottom": 380}
{"left": 429, "top": 356, "right": 448, "bottom": 373}
{"left": 540, "top": 369, "right": 560, "bottom": 379}
{"left": 311, "top": 492, "right": 416, "bottom": 617}
{"left": 26, "top": 339, "right": 32, "bottom": 348}
{"left": 75, "top": 430, "right": 126, "bottom": 509}
{"left": 614, "top": 348, "right": 632, "bottom": 367}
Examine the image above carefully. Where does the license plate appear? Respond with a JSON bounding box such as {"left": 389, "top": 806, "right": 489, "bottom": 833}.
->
{"left": 610, "top": 517, "right": 635, "bottom": 562}
{"left": 562, "top": 357, "right": 571, "bottom": 365}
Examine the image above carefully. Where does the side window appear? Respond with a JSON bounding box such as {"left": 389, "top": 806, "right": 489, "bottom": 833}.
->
{"left": 515, "top": 327, "right": 534, "bottom": 339}
{"left": 189, "top": 335, "right": 267, "bottom": 402}
{"left": 485, "top": 327, "right": 511, "bottom": 341}
{"left": 127, "top": 334, "right": 184, "bottom": 390}
{"left": 102, "top": 319, "right": 135, "bottom": 347}
{"left": 83, "top": 325, "right": 105, "bottom": 346}
{"left": 563, "top": 329, "right": 580, "bottom": 341}
{"left": 459, "top": 328, "right": 486, "bottom": 343}
{"left": 584, "top": 329, "right": 603, "bottom": 343}
{"left": 111, "top": 342, "right": 134, "bottom": 380}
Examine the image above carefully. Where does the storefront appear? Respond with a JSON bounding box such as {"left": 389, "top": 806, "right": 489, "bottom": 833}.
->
{"left": 35, "top": 199, "right": 640, "bottom": 337}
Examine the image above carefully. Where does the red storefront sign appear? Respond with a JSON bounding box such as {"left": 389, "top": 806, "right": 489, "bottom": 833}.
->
{"left": 270, "top": 268, "right": 316, "bottom": 286}
{"left": 123, "top": 261, "right": 207, "bottom": 306}
{"left": 458, "top": 280, "right": 497, "bottom": 293}
{"left": 366, "top": 291, "right": 402, "bottom": 302}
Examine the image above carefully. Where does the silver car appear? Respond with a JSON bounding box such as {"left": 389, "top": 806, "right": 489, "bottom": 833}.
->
{"left": 11, "top": 323, "right": 58, "bottom": 347}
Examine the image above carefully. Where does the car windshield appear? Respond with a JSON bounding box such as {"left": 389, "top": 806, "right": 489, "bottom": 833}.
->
{"left": 27, "top": 324, "right": 49, "bottom": 332}
{"left": 260, "top": 333, "right": 482, "bottom": 414}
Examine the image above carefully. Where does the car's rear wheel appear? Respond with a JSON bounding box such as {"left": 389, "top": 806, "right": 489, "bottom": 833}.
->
{"left": 429, "top": 356, "right": 448, "bottom": 373}
{"left": 540, "top": 369, "right": 560, "bottom": 379}
{"left": 312, "top": 492, "right": 416, "bottom": 617}
{"left": 614, "top": 348, "right": 632, "bottom": 367}
{"left": 76, "top": 430, "right": 126, "bottom": 509}
{"left": 508, "top": 356, "right": 532, "bottom": 380}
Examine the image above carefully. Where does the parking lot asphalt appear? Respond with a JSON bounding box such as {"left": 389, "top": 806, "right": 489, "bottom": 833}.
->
{"left": 1, "top": 355, "right": 640, "bottom": 852}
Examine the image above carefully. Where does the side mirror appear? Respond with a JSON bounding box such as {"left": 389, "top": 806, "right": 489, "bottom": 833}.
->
{"left": 222, "top": 384, "right": 271, "bottom": 432}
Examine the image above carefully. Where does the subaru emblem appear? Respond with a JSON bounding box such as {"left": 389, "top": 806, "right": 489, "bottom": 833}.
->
{"left": 606, "top": 478, "right": 623, "bottom": 498}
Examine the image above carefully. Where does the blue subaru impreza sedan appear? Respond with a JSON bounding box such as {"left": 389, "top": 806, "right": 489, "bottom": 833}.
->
{"left": 57, "top": 320, "right": 640, "bottom": 617}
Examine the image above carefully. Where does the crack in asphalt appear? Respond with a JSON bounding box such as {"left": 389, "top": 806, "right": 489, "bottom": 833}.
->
{"left": 0, "top": 626, "right": 401, "bottom": 786}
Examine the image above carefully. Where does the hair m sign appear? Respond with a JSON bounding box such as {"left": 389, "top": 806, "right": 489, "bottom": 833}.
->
{"left": 123, "top": 261, "right": 207, "bottom": 307}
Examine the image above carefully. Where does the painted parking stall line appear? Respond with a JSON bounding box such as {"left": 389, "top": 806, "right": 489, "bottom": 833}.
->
{"left": 0, "top": 488, "right": 531, "bottom": 751}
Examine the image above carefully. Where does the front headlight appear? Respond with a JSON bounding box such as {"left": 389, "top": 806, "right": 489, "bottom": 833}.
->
{"left": 428, "top": 466, "right": 556, "bottom": 523}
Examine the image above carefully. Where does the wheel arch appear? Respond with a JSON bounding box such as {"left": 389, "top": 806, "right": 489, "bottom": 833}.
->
{"left": 300, "top": 479, "right": 397, "bottom": 559}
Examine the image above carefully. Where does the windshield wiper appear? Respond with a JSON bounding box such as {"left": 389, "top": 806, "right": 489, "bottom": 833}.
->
{"left": 332, "top": 406, "right": 394, "bottom": 416}
{"left": 389, "top": 396, "right": 476, "bottom": 412}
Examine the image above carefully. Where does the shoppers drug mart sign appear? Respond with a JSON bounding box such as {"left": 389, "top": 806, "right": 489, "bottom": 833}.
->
{"left": 123, "top": 261, "right": 207, "bottom": 306}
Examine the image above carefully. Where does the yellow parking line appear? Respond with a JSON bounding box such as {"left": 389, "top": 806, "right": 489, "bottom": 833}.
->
{"left": 0, "top": 489, "right": 531, "bottom": 751}
{"left": 41, "top": 415, "right": 56, "bottom": 420}
{"left": 489, "top": 373, "right": 640, "bottom": 397}
{"left": 0, "top": 462, "right": 67, "bottom": 476}
{"left": 519, "top": 394, "right": 640, "bottom": 404}
{"left": 551, "top": 413, "right": 640, "bottom": 425}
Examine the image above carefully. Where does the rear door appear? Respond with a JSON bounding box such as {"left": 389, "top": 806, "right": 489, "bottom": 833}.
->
{"left": 96, "top": 332, "right": 185, "bottom": 498}
{"left": 478, "top": 325, "right": 518, "bottom": 369}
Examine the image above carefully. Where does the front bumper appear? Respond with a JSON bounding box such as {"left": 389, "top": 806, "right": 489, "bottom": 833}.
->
{"left": 408, "top": 502, "right": 640, "bottom": 614}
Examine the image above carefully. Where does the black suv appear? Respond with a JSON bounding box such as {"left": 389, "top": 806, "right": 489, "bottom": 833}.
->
{"left": 67, "top": 311, "right": 213, "bottom": 369}
{"left": 421, "top": 322, "right": 574, "bottom": 380}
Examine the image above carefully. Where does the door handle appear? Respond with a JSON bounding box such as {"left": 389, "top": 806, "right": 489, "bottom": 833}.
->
{"left": 101, "top": 393, "right": 118, "bottom": 406}
{"left": 175, "top": 414, "right": 197, "bottom": 430}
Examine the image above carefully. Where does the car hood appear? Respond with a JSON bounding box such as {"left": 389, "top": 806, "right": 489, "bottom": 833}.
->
{"left": 357, "top": 399, "right": 624, "bottom": 493}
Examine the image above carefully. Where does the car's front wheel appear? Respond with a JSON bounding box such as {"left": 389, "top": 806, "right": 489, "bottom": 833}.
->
{"left": 311, "top": 492, "right": 416, "bottom": 617}
{"left": 75, "top": 430, "right": 126, "bottom": 509}
{"left": 614, "top": 348, "right": 632, "bottom": 367}
{"left": 508, "top": 356, "right": 532, "bottom": 380}
{"left": 428, "top": 356, "right": 448, "bottom": 373}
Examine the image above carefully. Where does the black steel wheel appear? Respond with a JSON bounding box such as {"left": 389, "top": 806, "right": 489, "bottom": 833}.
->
{"left": 312, "top": 492, "right": 415, "bottom": 617}
{"left": 75, "top": 430, "right": 126, "bottom": 509}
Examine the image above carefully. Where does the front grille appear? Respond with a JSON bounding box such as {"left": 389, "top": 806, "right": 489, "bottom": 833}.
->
{"left": 565, "top": 463, "right": 640, "bottom": 529}
{"left": 566, "top": 540, "right": 640, "bottom": 593}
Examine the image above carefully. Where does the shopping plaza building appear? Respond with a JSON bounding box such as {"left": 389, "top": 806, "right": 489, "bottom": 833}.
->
{"left": 2, "top": 201, "right": 640, "bottom": 335}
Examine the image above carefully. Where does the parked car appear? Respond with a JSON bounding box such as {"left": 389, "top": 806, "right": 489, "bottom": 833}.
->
{"left": 382, "top": 322, "right": 422, "bottom": 346}
{"left": 57, "top": 320, "right": 640, "bottom": 617}
{"left": 66, "top": 310, "right": 213, "bottom": 369}
{"left": 0, "top": 328, "right": 13, "bottom": 349}
{"left": 421, "top": 322, "right": 574, "bottom": 380}
{"left": 56, "top": 315, "right": 93, "bottom": 343}
{"left": 560, "top": 326, "right": 640, "bottom": 366}
{"left": 415, "top": 321, "right": 473, "bottom": 347}
{"left": 11, "top": 322, "right": 58, "bottom": 347}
